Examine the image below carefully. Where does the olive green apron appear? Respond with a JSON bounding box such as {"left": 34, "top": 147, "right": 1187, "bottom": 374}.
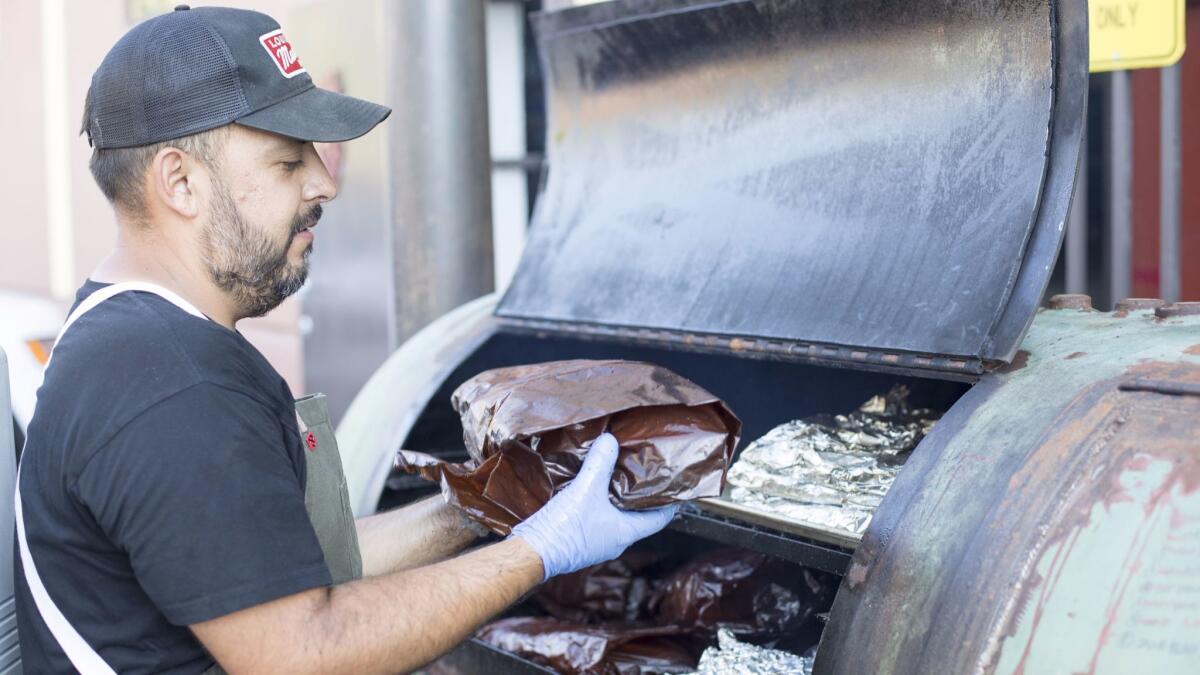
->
{"left": 203, "top": 393, "right": 362, "bottom": 674}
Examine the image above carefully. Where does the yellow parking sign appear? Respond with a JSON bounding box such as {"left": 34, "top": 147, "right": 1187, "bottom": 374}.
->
{"left": 1090, "top": 0, "right": 1187, "bottom": 72}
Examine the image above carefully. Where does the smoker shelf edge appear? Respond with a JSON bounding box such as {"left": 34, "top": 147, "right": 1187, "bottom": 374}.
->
{"left": 437, "top": 638, "right": 556, "bottom": 674}
{"left": 382, "top": 487, "right": 854, "bottom": 576}
{"left": 670, "top": 508, "right": 853, "bottom": 576}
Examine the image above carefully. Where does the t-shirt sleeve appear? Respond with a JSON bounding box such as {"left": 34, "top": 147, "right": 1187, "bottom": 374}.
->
{"left": 74, "top": 382, "right": 333, "bottom": 626}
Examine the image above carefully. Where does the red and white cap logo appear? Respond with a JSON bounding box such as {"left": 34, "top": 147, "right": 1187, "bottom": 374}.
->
{"left": 259, "top": 28, "right": 305, "bottom": 78}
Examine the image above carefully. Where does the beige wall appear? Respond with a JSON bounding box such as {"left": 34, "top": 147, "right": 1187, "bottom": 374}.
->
{"left": 0, "top": 1, "right": 51, "bottom": 296}
{"left": 0, "top": 0, "right": 319, "bottom": 394}
{"left": 66, "top": 1, "right": 124, "bottom": 290}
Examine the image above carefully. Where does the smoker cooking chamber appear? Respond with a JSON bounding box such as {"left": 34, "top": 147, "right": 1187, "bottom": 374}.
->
{"left": 360, "top": 304, "right": 1200, "bottom": 675}
{"left": 393, "top": 333, "right": 970, "bottom": 476}
{"left": 377, "top": 330, "right": 972, "bottom": 673}
{"left": 335, "top": 0, "right": 1099, "bottom": 671}
{"left": 380, "top": 329, "right": 972, "bottom": 556}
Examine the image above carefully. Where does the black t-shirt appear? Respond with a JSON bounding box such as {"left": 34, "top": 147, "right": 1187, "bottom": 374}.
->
{"left": 14, "top": 281, "right": 331, "bottom": 674}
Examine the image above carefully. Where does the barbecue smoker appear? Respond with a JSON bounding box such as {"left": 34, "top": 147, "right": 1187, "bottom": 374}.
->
{"left": 337, "top": 0, "right": 1200, "bottom": 672}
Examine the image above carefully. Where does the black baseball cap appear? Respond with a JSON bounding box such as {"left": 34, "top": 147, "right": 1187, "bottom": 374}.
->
{"left": 84, "top": 4, "right": 390, "bottom": 149}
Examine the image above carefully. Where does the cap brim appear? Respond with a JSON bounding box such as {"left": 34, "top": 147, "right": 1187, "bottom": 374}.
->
{"left": 237, "top": 86, "right": 391, "bottom": 143}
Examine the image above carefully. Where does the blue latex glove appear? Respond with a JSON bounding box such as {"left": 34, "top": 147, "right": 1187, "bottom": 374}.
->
{"left": 510, "top": 433, "right": 679, "bottom": 581}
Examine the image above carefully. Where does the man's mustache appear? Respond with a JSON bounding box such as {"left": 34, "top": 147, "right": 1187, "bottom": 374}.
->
{"left": 292, "top": 204, "right": 323, "bottom": 236}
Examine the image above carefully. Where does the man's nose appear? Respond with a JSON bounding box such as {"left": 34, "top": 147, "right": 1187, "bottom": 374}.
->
{"left": 303, "top": 143, "right": 338, "bottom": 203}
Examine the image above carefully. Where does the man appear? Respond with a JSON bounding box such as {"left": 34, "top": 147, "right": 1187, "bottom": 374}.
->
{"left": 15, "top": 6, "right": 677, "bottom": 674}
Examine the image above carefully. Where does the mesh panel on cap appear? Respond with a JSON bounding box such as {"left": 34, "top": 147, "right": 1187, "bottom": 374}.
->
{"left": 143, "top": 14, "right": 248, "bottom": 142}
{"left": 90, "top": 33, "right": 147, "bottom": 149}
{"left": 89, "top": 12, "right": 248, "bottom": 148}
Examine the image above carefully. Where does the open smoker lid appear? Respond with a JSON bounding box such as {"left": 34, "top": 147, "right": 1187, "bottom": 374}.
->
{"left": 497, "top": 0, "right": 1087, "bottom": 368}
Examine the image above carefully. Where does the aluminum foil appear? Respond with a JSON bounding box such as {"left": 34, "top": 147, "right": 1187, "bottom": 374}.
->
{"left": 689, "top": 629, "right": 815, "bottom": 675}
{"left": 726, "top": 385, "right": 940, "bottom": 536}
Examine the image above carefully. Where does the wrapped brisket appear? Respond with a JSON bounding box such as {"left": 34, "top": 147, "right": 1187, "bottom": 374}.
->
{"left": 478, "top": 548, "right": 836, "bottom": 674}
{"left": 651, "top": 549, "right": 835, "bottom": 638}
{"left": 396, "top": 360, "right": 741, "bottom": 534}
{"left": 533, "top": 552, "right": 661, "bottom": 624}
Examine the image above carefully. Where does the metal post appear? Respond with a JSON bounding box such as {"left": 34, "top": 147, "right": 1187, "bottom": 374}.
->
{"left": 386, "top": 0, "right": 495, "bottom": 341}
{"left": 1108, "top": 70, "right": 1133, "bottom": 305}
{"left": 486, "top": 0, "right": 530, "bottom": 291}
{"left": 0, "top": 348, "right": 21, "bottom": 672}
{"left": 1066, "top": 122, "right": 1088, "bottom": 294}
{"left": 1160, "top": 63, "right": 1182, "bottom": 303}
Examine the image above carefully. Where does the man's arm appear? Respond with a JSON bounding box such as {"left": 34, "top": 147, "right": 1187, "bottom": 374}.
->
{"left": 355, "top": 496, "right": 484, "bottom": 576}
{"left": 191, "top": 434, "right": 677, "bottom": 674}
{"left": 191, "top": 537, "right": 542, "bottom": 675}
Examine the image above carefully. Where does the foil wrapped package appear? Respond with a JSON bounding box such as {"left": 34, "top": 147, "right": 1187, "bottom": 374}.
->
{"left": 396, "top": 360, "right": 741, "bottom": 535}
{"left": 533, "top": 552, "right": 660, "bottom": 624}
{"left": 608, "top": 638, "right": 701, "bottom": 675}
{"left": 689, "top": 629, "right": 815, "bottom": 675}
{"left": 652, "top": 549, "right": 834, "bottom": 638}
{"left": 481, "top": 548, "right": 834, "bottom": 674}
{"left": 725, "top": 385, "right": 939, "bottom": 537}
{"left": 477, "top": 617, "right": 695, "bottom": 675}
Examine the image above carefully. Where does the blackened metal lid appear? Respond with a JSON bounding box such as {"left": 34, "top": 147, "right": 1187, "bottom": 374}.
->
{"left": 497, "top": 0, "right": 1087, "bottom": 368}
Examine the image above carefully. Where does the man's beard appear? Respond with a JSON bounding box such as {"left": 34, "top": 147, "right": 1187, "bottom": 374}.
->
{"left": 201, "top": 176, "right": 321, "bottom": 319}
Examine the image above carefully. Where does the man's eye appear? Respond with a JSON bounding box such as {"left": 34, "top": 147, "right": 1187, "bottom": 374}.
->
{"left": 282, "top": 160, "right": 303, "bottom": 172}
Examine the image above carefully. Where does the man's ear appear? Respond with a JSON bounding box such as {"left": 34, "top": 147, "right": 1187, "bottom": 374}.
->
{"left": 150, "top": 146, "right": 201, "bottom": 219}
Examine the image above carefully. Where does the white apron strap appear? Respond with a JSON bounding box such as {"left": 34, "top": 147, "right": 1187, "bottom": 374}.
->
{"left": 45, "top": 282, "right": 207, "bottom": 369}
{"left": 17, "top": 281, "right": 207, "bottom": 674}
{"left": 14, "top": 477, "right": 117, "bottom": 675}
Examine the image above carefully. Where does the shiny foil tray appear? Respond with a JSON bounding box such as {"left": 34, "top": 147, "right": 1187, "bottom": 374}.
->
{"left": 699, "top": 385, "right": 940, "bottom": 551}
{"left": 695, "top": 493, "right": 862, "bottom": 550}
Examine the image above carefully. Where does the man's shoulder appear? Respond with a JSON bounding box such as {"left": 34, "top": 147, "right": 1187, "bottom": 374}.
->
{"left": 59, "top": 289, "right": 281, "bottom": 394}
{"left": 29, "top": 289, "right": 294, "bottom": 475}
{"left": 32, "top": 289, "right": 293, "bottom": 454}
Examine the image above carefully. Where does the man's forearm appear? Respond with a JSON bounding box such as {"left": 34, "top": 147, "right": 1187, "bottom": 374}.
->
{"left": 356, "top": 496, "right": 483, "bottom": 576}
{"left": 193, "top": 538, "right": 543, "bottom": 675}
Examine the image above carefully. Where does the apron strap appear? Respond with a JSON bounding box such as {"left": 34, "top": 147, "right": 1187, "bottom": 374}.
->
{"left": 46, "top": 282, "right": 207, "bottom": 367}
{"left": 15, "top": 471, "right": 117, "bottom": 675}
{"left": 18, "top": 281, "right": 208, "bottom": 674}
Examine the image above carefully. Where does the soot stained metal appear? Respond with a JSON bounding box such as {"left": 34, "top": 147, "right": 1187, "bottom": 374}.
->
{"left": 499, "top": 0, "right": 1076, "bottom": 367}
{"left": 816, "top": 306, "right": 1200, "bottom": 675}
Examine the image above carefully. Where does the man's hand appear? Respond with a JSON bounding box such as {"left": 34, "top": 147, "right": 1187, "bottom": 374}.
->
{"left": 511, "top": 433, "right": 678, "bottom": 580}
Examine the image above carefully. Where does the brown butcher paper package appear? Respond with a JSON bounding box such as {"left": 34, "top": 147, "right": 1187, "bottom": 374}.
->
{"left": 476, "top": 547, "right": 839, "bottom": 674}
{"left": 533, "top": 552, "right": 660, "bottom": 624}
{"left": 395, "top": 360, "right": 741, "bottom": 535}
